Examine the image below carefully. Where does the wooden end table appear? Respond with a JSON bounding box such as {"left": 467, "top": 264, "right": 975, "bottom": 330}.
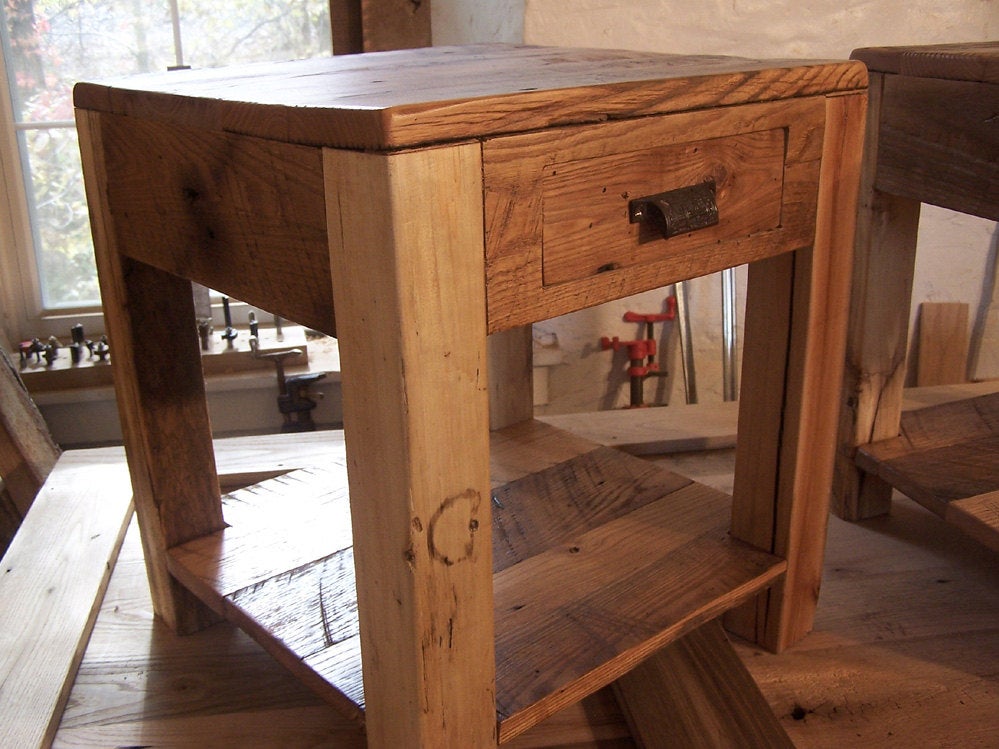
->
{"left": 75, "top": 45, "right": 866, "bottom": 746}
{"left": 834, "top": 42, "right": 999, "bottom": 532}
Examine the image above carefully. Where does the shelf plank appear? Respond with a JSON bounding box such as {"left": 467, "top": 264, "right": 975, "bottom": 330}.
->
{"left": 857, "top": 392, "right": 999, "bottom": 550}
{"left": 168, "top": 420, "right": 785, "bottom": 743}
{"left": 167, "top": 465, "right": 363, "bottom": 723}
{"left": 494, "top": 496, "right": 782, "bottom": 741}
{"left": 857, "top": 392, "right": 999, "bottom": 511}
{"left": 947, "top": 490, "right": 999, "bottom": 553}
{"left": 491, "top": 443, "right": 693, "bottom": 569}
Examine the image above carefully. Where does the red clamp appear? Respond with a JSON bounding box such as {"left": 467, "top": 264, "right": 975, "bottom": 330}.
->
{"left": 600, "top": 336, "right": 659, "bottom": 377}
{"left": 623, "top": 295, "right": 677, "bottom": 324}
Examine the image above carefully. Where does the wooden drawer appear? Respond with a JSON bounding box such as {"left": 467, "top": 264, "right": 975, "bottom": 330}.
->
{"left": 541, "top": 127, "right": 785, "bottom": 286}
{"left": 484, "top": 96, "right": 829, "bottom": 331}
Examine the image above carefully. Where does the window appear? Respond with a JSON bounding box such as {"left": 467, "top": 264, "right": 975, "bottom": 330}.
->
{"left": 1, "top": 0, "right": 331, "bottom": 341}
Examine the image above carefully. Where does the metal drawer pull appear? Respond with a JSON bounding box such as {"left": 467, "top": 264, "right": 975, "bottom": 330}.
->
{"left": 628, "top": 180, "right": 718, "bottom": 240}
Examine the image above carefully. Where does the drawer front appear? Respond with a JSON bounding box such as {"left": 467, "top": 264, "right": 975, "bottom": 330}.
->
{"left": 541, "top": 129, "right": 785, "bottom": 286}
{"left": 483, "top": 97, "right": 828, "bottom": 332}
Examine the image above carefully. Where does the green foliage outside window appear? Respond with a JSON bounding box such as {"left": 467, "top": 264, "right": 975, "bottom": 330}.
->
{"left": 2, "top": 0, "right": 331, "bottom": 308}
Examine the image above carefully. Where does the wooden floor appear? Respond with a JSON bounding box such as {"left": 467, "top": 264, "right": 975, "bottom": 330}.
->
{"left": 49, "top": 445, "right": 999, "bottom": 748}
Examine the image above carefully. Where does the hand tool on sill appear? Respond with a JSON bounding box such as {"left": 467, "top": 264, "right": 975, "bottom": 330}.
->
{"left": 69, "top": 324, "right": 85, "bottom": 364}
{"left": 249, "top": 336, "right": 326, "bottom": 432}
{"left": 220, "top": 296, "right": 238, "bottom": 349}
{"left": 197, "top": 319, "right": 213, "bottom": 351}
{"left": 601, "top": 297, "right": 676, "bottom": 408}
{"left": 90, "top": 336, "right": 110, "bottom": 362}
{"left": 42, "top": 336, "right": 60, "bottom": 366}
{"left": 18, "top": 338, "right": 45, "bottom": 365}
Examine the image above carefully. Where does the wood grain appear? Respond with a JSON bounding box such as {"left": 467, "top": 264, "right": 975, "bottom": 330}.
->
{"left": 329, "top": 0, "right": 363, "bottom": 54}
{"left": 540, "top": 128, "right": 784, "bottom": 285}
{"left": 0, "top": 489, "right": 19, "bottom": 559}
{"left": 874, "top": 74, "right": 998, "bottom": 221}
{"left": 488, "top": 418, "right": 607, "bottom": 487}
{"left": 852, "top": 41, "right": 999, "bottom": 84}
{"left": 97, "top": 114, "right": 334, "bottom": 335}
{"left": 77, "top": 110, "right": 225, "bottom": 634}
{"left": 491, "top": 444, "right": 692, "bottom": 571}
{"left": 833, "top": 71, "right": 922, "bottom": 521}
{"left": 359, "top": 0, "right": 430, "bottom": 52}
{"left": 836, "top": 44, "right": 998, "bottom": 523}
{"left": 971, "top": 251, "right": 999, "bottom": 381}
{"left": 0, "top": 449, "right": 133, "bottom": 749}
{"left": 488, "top": 326, "right": 534, "bottom": 431}
{"left": 73, "top": 45, "right": 865, "bottom": 151}
{"left": 324, "top": 143, "right": 497, "bottom": 746}
{"left": 539, "top": 399, "right": 738, "bottom": 455}
{"left": 947, "top": 490, "right": 999, "bottom": 552}
{"left": 493, "top": 487, "right": 783, "bottom": 742}
{"left": 71, "top": 47, "right": 871, "bottom": 744}
{"left": 484, "top": 96, "right": 826, "bottom": 331}
{"left": 768, "top": 91, "right": 867, "bottom": 651}
{"left": 726, "top": 252, "right": 794, "bottom": 644}
{"left": 39, "top": 424, "right": 999, "bottom": 749}
{"left": 730, "top": 91, "right": 867, "bottom": 652}
{"left": 916, "top": 302, "right": 970, "bottom": 386}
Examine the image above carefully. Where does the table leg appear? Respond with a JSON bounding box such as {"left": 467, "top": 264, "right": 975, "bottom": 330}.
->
{"left": 77, "top": 111, "right": 226, "bottom": 634}
{"left": 833, "top": 189, "right": 920, "bottom": 520}
{"left": 488, "top": 326, "right": 534, "bottom": 431}
{"left": 324, "top": 144, "right": 497, "bottom": 746}
{"left": 729, "top": 91, "right": 866, "bottom": 652}
{"left": 833, "top": 73, "right": 922, "bottom": 520}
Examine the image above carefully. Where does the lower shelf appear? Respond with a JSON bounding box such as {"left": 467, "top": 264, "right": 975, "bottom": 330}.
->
{"left": 857, "top": 391, "right": 999, "bottom": 551}
{"left": 167, "top": 419, "right": 785, "bottom": 742}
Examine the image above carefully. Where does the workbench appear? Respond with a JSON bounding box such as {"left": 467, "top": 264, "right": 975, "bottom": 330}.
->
{"left": 834, "top": 42, "right": 999, "bottom": 549}
{"left": 74, "top": 44, "right": 866, "bottom": 746}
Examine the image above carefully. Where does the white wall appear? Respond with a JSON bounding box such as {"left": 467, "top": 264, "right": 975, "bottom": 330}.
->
{"left": 522, "top": 0, "right": 996, "bottom": 60}
{"left": 435, "top": 0, "right": 998, "bottom": 413}
{"left": 432, "top": 0, "right": 524, "bottom": 44}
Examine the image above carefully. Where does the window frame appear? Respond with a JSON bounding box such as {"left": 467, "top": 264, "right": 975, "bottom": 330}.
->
{"left": 1, "top": 45, "right": 93, "bottom": 346}
{"left": 1, "top": 3, "right": 343, "bottom": 348}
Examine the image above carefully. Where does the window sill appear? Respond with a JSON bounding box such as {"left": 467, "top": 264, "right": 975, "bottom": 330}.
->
{"left": 18, "top": 329, "right": 343, "bottom": 448}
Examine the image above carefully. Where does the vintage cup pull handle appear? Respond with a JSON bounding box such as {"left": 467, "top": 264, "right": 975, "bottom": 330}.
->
{"left": 628, "top": 180, "right": 718, "bottom": 240}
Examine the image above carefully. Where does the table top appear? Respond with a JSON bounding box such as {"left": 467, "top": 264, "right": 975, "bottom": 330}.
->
{"left": 852, "top": 41, "right": 999, "bottom": 84}
{"left": 73, "top": 43, "right": 865, "bottom": 150}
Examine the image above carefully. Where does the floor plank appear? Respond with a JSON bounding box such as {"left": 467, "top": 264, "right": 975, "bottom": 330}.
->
{"left": 728, "top": 498, "right": 999, "bottom": 748}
